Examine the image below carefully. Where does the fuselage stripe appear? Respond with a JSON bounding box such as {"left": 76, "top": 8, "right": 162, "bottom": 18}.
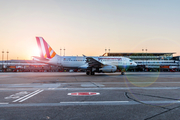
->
{"left": 50, "top": 50, "right": 54, "bottom": 56}
{"left": 42, "top": 38, "right": 51, "bottom": 58}
{"left": 51, "top": 52, "right": 56, "bottom": 58}
{"left": 49, "top": 47, "right": 52, "bottom": 53}
{"left": 36, "top": 37, "right": 44, "bottom": 58}
{"left": 39, "top": 37, "right": 46, "bottom": 58}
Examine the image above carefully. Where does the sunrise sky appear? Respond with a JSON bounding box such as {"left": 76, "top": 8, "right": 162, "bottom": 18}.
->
{"left": 0, "top": 0, "right": 180, "bottom": 60}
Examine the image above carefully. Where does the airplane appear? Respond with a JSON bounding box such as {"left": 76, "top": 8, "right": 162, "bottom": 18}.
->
{"left": 33, "top": 37, "right": 137, "bottom": 75}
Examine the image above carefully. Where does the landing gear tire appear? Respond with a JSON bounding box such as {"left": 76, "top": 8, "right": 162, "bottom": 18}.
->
{"left": 121, "top": 72, "right": 124, "bottom": 75}
{"left": 86, "top": 67, "right": 95, "bottom": 75}
{"left": 86, "top": 71, "right": 95, "bottom": 75}
{"left": 91, "top": 71, "right": 95, "bottom": 75}
{"left": 86, "top": 71, "right": 90, "bottom": 75}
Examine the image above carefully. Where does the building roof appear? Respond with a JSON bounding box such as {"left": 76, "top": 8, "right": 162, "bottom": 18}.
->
{"left": 105, "top": 52, "right": 176, "bottom": 56}
{"left": 0, "top": 60, "right": 41, "bottom": 63}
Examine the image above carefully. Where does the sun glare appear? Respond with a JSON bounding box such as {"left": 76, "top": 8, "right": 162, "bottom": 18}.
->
{"left": 32, "top": 47, "right": 40, "bottom": 56}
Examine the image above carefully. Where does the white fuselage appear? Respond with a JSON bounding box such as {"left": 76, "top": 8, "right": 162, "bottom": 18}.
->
{"left": 47, "top": 55, "right": 137, "bottom": 69}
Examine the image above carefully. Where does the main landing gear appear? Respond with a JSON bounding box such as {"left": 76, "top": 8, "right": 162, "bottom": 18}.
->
{"left": 86, "top": 70, "right": 95, "bottom": 75}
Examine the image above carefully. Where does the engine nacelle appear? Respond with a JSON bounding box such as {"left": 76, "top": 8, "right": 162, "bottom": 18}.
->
{"left": 99, "top": 65, "right": 117, "bottom": 73}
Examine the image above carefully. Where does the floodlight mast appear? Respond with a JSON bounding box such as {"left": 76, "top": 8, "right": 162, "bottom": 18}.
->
{"left": 2, "top": 50, "right": 4, "bottom": 71}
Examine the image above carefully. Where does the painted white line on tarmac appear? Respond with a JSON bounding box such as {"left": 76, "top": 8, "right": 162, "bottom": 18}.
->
{"left": 13, "top": 89, "right": 43, "bottom": 102}
{"left": 60, "top": 101, "right": 129, "bottom": 103}
{"left": 60, "top": 101, "right": 129, "bottom": 105}
{"left": 0, "top": 103, "right": 9, "bottom": 104}
{"left": 2, "top": 101, "right": 180, "bottom": 107}
{"left": 1, "top": 87, "right": 180, "bottom": 91}
{"left": 98, "top": 82, "right": 180, "bottom": 84}
{"left": 60, "top": 100, "right": 180, "bottom": 105}
{"left": 142, "top": 101, "right": 180, "bottom": 104}
{"left": 48, "top": 88, "right": 55, "bottom": 90}
{"left": 45, "top": 87, "right": 180, "bottom": 90}
{"left": 19, "top": 90, "right": 44, "bottom": 102}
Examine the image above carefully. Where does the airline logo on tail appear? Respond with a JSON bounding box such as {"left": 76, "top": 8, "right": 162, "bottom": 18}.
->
{"left": 36, "top": 37, "right": 56, "bottom": 59}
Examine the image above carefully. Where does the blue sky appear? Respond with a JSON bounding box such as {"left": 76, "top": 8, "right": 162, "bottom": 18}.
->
{"left": 0, "top": 0, "right": 180, "bottom": 59}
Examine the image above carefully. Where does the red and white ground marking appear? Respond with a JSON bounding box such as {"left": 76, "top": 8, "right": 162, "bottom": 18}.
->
{"left": 68, "top": 92, "right": 100, "bottom": 96}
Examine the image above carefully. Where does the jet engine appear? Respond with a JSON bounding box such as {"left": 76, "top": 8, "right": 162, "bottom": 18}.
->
{"left": 99, "top": 65, "right": 117, "bottom": 73}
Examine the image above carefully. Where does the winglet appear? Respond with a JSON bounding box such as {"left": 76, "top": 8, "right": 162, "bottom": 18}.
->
{"left": 82, "top": 54, "right": 86, "bottom": 57}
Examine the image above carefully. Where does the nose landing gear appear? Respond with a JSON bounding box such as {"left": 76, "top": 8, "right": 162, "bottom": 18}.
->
{"left": 121, "top": 69, "right": 125, "bottom": 75}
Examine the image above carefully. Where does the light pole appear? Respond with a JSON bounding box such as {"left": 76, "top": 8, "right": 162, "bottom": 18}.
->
{"left": 64, "top": 48, "right": 65, "bottom": 56}
{"left": 2, "top": 50, "right": 4, "bottom": 71}
{"left": 7, "top": 50, "right": 9, "bottom": 66}
{"left": 60, "top": 48, "right": 62, "bottom": 56}
{"left": 178, "top": 57, "right": 180, "bottom": 72}
{"left": 146, "top": 49, "right": 147, "bottom": 64}
{"left": 146, "top": 49, "right": 147, "bottom": 71}
{"left": 178, "top": 60, "right": 179, "bottom": 72}
{"left": 142, "top": 49, "right": 144, "bottom": 71}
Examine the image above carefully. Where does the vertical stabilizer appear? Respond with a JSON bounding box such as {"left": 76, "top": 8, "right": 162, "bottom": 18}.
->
{"left": 36, "top": 37, "right": 56, "bottom": 59}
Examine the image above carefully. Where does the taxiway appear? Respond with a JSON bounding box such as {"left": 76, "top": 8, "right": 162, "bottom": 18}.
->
{"left": 0, "top": 72, "right": 180, "bottom": 120}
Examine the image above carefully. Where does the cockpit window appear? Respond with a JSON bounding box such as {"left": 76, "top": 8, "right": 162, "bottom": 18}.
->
{"left": 129, "top": 60, "right": 132, "bottom": 62}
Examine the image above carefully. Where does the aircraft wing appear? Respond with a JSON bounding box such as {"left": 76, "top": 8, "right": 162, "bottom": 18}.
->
{"left": 86, "top": 57, "right": 104, "bottom": 68}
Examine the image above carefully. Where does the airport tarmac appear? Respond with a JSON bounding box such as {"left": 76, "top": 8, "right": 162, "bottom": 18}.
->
{"left": 0, "top": 72, "right": 180, "bottom": 120}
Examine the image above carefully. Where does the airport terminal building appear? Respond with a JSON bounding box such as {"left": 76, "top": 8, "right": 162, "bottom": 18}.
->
{"left": 105, "top": 52, "right": 180, "bottom": 72}
{"left": 0, "top": 60, "right": 60, "bottom": 72}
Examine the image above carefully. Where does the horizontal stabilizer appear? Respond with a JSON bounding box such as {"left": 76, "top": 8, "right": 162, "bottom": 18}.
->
{"left": 32, "top": 56, "right": 49, "bottom": 62}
